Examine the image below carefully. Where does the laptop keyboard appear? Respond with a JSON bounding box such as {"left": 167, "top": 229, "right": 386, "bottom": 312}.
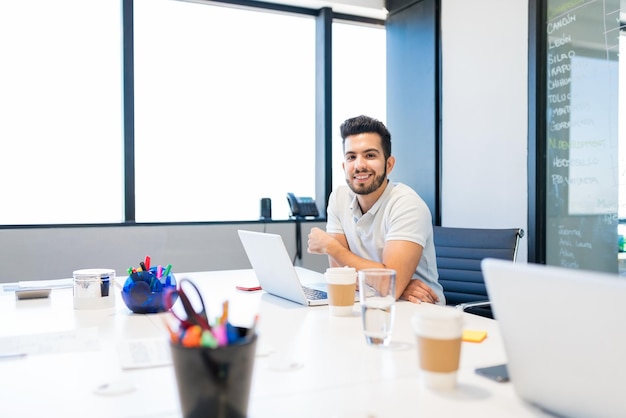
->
{"left": 303, "top": 286, "right": 327, "bottom": 300}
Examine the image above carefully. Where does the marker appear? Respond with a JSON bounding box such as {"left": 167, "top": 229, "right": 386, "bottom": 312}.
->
{"left": 201, "top": 330, "right": 218, "bottom": 348}
{"left": 144, "top": 255, "right": 151, "bottom": 270}
{"left": 181, "top": 325, "right": 203, "bottom": 347}
{"left": 221, "top": 300, "right": 229, "bottom": 325}
{"left": 213, "top": 324, "right": 228, "bottom": 347}
{"left": 162, "top": 264, "right": 172, "bottom": 280}
{"left": 139, "top": 261, "right": 148, "bottom": 272}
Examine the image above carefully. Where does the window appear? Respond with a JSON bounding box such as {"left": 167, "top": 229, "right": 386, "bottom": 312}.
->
{"left": 0, "top": 0, "right": 123, "bottom": 225}
{"left": 134, "top": 0, "right": 316, "bottom": 222}
{"left": 332, "top": 21, "right": 386, "bottom": 191}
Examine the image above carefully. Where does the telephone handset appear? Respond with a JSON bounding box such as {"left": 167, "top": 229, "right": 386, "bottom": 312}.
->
{"left": 287, "top": 193, "right": 319, "bottom": 218}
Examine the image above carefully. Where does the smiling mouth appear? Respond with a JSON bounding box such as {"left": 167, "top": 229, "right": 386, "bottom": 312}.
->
{"left": 354, "top": 173, "right": 371, "bottom": 181}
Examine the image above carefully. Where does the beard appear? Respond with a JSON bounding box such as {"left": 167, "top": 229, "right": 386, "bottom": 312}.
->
{"left": 346, "top": 166, "right": 387, "bottom": 195}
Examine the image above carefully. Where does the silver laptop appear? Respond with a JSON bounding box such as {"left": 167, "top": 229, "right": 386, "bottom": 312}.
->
{"left": 237, "top": 230, "right": 331, "bottom": 306}
{"left": 481, "top": 258, "right": 626, "bottom": 418}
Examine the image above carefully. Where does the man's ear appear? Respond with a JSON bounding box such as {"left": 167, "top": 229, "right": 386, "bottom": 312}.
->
{"left": 386, "top": 155, "right": 396, "bottom": 174}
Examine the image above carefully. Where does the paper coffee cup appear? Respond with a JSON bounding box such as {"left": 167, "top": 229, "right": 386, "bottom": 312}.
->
{"left": 324, "top": 267, "right": 357, "bottom": 316}
{"left": 412, "top": 308, "right": 463, "bottom": 390}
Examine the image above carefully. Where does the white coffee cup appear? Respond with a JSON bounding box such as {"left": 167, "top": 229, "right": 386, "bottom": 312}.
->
{"left": 73, "top": 268, "right": 116, "bottom": 310}
{"left": 411, "top": 307, "right": 463, "bottom": 390}
{"left": 324, "top": 267, "right": 357, "bottom": 316}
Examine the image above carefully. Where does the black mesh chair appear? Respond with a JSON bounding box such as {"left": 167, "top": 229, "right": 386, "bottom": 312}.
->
{"left": 434, "top": 226, "right": 524, "bottom": 319}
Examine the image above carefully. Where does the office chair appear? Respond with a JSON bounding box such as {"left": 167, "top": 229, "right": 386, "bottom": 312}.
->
{"left": 433, "top": 226, "right": 524, "bottom": 319}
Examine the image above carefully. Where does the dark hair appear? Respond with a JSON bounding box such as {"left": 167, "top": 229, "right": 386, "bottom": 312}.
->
{"left": 339, "top": 115, "right": 391, "bottom": 160}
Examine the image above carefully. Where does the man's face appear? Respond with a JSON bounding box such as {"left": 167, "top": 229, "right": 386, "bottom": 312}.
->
{"left": 342, "top": 132, "right": 390, "bottom": 195}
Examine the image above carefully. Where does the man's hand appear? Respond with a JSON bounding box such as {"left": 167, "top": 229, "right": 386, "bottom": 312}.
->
{"left": 307, "top": 227, "right": 335, "bottom": 255}
{"left": 400, "top": 279, "right": 439, "bottom": 304}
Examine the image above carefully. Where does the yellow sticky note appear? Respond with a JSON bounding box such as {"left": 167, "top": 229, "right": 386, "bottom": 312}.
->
{"left": 463, "top": 329, "right": 487, "bottom": 343}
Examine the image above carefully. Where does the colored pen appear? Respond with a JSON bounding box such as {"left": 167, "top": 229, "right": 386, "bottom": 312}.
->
{"left": 140, "top": 261, "right": 148, "bottom": 272}
{"left": 213, "top": 324, "right": 228, "bottom": 346}
{"left": 162, "top": 264, "right": 172, "bottom": 280}
{"left": 221, "top": 300, "right": 229, "bottom": 325}
{"left": 144, "top": 255, "right": 151, "bottom": 270}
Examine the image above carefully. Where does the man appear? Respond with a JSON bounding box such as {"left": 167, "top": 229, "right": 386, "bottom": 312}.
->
{"left": 307, "top": 115, "right": 444, "bottom": 304}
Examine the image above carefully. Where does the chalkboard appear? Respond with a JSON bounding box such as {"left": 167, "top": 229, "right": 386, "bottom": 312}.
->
{"left": 544, "top": 0, "right": 619, "bottom": 272}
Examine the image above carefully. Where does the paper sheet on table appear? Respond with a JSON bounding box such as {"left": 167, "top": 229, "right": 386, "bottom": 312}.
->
{"left": 0, "top": 327, "right": 100, "bottom": 356}
{"left": 117, "top": 337, "right": 172, "bottom": 370}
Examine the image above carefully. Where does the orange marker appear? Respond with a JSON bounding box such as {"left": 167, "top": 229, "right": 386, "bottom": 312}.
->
{"left": 181, "top": 325, "right": 203, "bottom": 347}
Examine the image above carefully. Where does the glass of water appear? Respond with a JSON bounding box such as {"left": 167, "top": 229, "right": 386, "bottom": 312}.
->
{"left": 358, "top": 269, "right": 396, "bottom": 346}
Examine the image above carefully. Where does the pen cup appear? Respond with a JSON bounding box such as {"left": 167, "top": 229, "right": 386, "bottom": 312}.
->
{"left": 170, "top": 334, "right": 257, "bottom": 418}
{"left": 121, "top": 267, "right": 177, "bottom": 314}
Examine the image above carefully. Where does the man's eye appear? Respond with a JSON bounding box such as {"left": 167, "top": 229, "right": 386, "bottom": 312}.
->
{"left": 346, "top": 155, "right": 355, "bottom": 161}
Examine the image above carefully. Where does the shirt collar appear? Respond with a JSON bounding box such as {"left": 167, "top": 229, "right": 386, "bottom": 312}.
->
{"left": 349, "top": 180, "right": 394, "bottom": 217}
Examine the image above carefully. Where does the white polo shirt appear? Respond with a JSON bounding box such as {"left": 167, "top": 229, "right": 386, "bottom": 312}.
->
{"left": 326, "top": 181, "right": 444, "bottom": 305}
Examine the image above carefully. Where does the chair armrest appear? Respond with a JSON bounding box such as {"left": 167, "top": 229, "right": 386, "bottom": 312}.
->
{"left": 455, "top": 300, "right": 491, "bottom": 312}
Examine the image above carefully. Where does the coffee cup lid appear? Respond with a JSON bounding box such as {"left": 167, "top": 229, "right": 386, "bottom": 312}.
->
{"left": 412, "top": 308, "right": 463, "bottom": 339}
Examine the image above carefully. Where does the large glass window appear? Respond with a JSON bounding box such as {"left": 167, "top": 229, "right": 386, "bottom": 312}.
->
{"left": 133, "top": 0, "right": 316, "bottom": 222}
{"left": 0, "top": 0, "right": 385, "bottom": 226}
{"left": 332, "top": 21, "right": 386, "bottom": 191}
{"left": 0, "top": 0, "right": 123, "bottom": 225}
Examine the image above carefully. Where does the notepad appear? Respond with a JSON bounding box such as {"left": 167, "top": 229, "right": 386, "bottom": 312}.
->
{"left": 117, "top": 337, "right": 172, "bottom": 370}
{"left": 462, "top": 329, "right": 487, "bottom": 343}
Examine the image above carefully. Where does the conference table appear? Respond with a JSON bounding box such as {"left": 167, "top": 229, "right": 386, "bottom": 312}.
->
{"left": 0, "top": 269, "right": 552, "bottom": 417}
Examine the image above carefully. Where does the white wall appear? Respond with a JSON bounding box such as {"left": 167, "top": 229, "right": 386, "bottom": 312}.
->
{"left": 0, "top": 222, "right": 329, "bottom": 283}
{"left": 441, "top": 0, "right": 529, "bottom": 262}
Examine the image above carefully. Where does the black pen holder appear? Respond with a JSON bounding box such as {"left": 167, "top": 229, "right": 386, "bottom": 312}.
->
{"left": 121, "top": 267, "right": 177, "bottom": 314}
{"left": 170, "top": 334, "right": 257, "bottom": 418}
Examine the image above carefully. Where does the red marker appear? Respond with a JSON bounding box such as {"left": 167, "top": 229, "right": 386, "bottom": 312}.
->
{"left": 144, "top": 255, "right": 151, "bottom": 270}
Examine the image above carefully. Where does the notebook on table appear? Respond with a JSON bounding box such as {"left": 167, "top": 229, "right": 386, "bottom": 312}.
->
{"left": 237, "top": 230, "right": 331, "bottom": 306}
{"left": 481, "top": 258, "right": 626, "bottom": 418}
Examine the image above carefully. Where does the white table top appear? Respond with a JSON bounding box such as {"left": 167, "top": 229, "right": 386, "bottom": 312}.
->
{"left": 0, "top": 269, "right": 550, "bottom": 418}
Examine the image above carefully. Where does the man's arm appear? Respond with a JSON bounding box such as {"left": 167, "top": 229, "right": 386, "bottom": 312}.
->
{"left": 307, "top": 227, "right": 438, "bottom": 302}
{"left": 400, "top": 277, "right": 439, "bottom": 304}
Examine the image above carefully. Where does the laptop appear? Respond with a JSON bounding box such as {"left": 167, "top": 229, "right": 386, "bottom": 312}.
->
{"left": 237, "top": 230, "right": 332, "bottom": 306}
{"left": 481, "top": 258, "right": 626, "bottom": 418}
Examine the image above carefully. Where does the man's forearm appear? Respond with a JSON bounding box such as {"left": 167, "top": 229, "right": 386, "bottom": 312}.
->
{"left": 325, "top": 239, "right": 385, "bottom": 271}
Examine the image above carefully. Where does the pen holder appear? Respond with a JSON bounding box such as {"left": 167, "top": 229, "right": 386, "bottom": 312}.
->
{"left": 170, "top": 334, "right": 257, "bottom": 418}
{"left": 121, "top": 267, "right": 177, "bottom": 314}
